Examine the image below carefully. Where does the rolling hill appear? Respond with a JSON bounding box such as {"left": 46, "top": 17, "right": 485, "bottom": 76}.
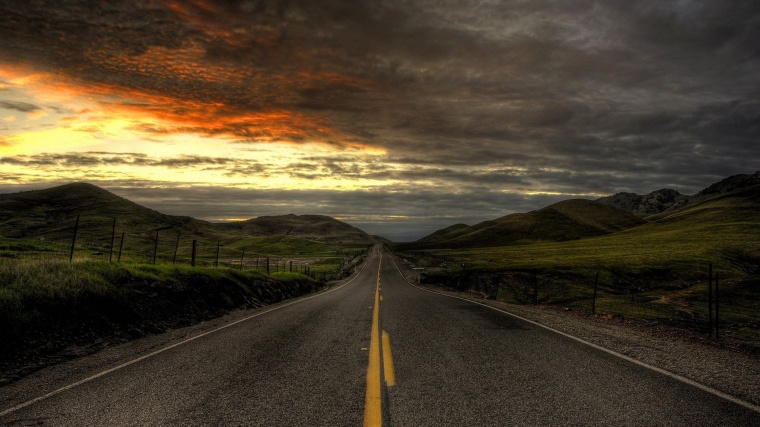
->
{"left": 218, "top": 214, "right": 375, "bottom": 245}
{"left": 0, "top": 183, "right": 221, "bottom": 243}
{"left": 643, "top": 183, "right": 760, "bottom": 225}
{"left": 597, "top": 171, "right": 760, "bottom": 215}
{"left": 402, "top": 171, "right": 760, "bottom": 250}
{"left": 0, "top": 183, "right": 376, "bottom": 247}
{"left": 416, "top": 223, "right": 470, "bottom": 243}
{"left": 404, "top": 199, "right": 646, "bottom": 249}
{"left": 421, "top": 183, "right": 760, "bottom": 273}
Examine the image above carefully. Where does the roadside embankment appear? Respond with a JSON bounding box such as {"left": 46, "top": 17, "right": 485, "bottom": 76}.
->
{"left": 0, "top": 259, "right": 320, "bottom": 385}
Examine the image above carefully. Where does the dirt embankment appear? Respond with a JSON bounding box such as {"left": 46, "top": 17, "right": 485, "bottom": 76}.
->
{"left": 0, "top": 271, "right": 319, "bottom": 386}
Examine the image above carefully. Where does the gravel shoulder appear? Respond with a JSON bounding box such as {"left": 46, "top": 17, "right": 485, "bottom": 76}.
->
{"left": 391, "top": 255, "right": 760, "bottom": 407}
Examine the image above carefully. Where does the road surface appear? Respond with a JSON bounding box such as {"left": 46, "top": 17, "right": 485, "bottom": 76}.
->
{"left": 1, "top": 245, "right": 758, "bottom": 426}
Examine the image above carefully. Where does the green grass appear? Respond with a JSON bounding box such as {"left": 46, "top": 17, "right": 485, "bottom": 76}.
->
{"left": 410, "top": 218, "right": 759, "bottom": 274}
{"left": 0, "top": 259, "right": 279, "bottom": 315}
{"left": 0, "top": 257, "right": 323, "bottom": 378}
{"left": 396, "top": 189, "right": 760, "bottom": 349}
{"left": 0, "top": 233, "right": 371, "bottom": 363}
{"left": 227, "top": 235, "right": 368, "bottom": 257}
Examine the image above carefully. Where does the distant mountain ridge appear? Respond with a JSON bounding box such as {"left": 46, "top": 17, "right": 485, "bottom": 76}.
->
{"left": 219, "top": 214, "right": 374, "bottom": 245}
{"left": 1, "top": 172, "right": 757, "bottom": 248}
{"left": 596, "top": 171, "right": 760, "bottom": 215}
{"left": 408, "top": 199, "right": 645, "bottom": 249}
{"left": 404, "top": 170, "right": 760, "bottom": 249}
{"left": 0, "top": 183, "right": 375, "bottom": 245}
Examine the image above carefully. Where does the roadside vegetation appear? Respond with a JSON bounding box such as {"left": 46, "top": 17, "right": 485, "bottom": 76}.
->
{"left": 0, "top": 257, "right": 319, "bottom": 383}
{"left": 0, "top": 234, "right": 371, "bottom": 384}
{"left": 393, "top": 186, "right": 760, "bottom": 350}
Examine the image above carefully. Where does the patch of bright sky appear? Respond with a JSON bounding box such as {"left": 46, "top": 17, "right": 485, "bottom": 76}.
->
{"left": 0, "top": 67, "right": 394, "bottom": 190}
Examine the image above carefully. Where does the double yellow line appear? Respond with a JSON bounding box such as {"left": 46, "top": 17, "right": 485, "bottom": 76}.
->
{"left": 363, "top": 256, "right": 395, "bottom": 427}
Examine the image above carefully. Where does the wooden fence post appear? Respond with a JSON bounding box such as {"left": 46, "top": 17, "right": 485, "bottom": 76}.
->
{"left": 152, "top": 230, "right": 159, "bottom": 265}
{"left": 592, "top": 271, "right": 599, "bottom": 315}
{"left": 215, "top": 242, "right": 220, "bottom": 267}
{"left": 109, "top": 217, "right": 116, "bottom": 263}
{"left": 173, "top": 233, "right": 181, "bottom": 265}
{"left": 117, "top": 232, "right": 124, "bottom": 263}
{"left": 708, "top": 263, "right": 713, "bottom": 337}
{"left": 715, "top": 273, "right": 720, "bottom": 340}
{"left": 69, "top": 214, "right": 80, "bottom": 264}
{"left": 191, "top": 240, "right": 197, "bottom": 267}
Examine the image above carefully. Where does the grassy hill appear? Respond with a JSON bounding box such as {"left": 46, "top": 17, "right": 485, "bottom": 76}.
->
{"left": 0, "top": 182, "right": 221, "bottom": 243}
{"left": 0, "top": 183, "right": 375, "bottom": 264}
{"left": 597, "top": 171, "right": 760, "bottom": 215}
{"left": 417, "top": 223, "right": 470, "bottom": 243}
{"left": 402, "top": 199, "right": 645, "bottom": 250}
{"left": 413, "top": 185, "right": 760, "bottom": 271}
{"left": 219, "top": 214, "right": 375, "bottom": 245}
{"left": 644, "top": 184, "right": 760, "bottom": 224}
{"left": 396, "top": 185, "right": 760, "bottom": 348}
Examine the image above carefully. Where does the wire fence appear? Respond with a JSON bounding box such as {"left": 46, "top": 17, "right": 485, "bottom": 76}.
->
{"left": 414, "top": 261, "right": 759, "bottom": 349}
{"left": 4, "top": 214, "right": 368, "bottom": 281}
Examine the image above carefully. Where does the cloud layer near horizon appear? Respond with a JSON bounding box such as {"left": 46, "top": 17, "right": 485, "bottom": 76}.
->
{"left": 1, "top": 0, "right": 759, "bottom": 240}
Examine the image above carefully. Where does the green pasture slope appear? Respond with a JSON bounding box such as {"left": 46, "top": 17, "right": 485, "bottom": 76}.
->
{"left": 429, "top": 184, "right": 759, "bottom": 272}
{"left": 395, "top": 185, "right": 760, "bottom": 348}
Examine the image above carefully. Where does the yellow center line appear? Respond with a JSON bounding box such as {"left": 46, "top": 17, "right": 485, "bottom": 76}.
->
{"left": 364, "top": 257, "right": 383, "bottom": 427}
{"left": 382, "top": 330, "right": 396, "bottom": 387}
{"left": 363, "top": 253, "right": 397, "bottom": 426}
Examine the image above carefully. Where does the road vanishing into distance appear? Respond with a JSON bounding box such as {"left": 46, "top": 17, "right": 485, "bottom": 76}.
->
{"left": 1, "top": 245, "right": 758, "bottom": 426}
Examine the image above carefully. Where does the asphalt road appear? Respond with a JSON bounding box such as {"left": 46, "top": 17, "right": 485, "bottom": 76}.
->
{"left": 1, "top": 246, "right": 758, "bottom": 426}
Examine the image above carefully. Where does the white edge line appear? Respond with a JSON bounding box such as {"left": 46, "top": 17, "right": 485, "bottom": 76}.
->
{"left": 387, "top": 254, "right": 760, "bottom": 415}
{"left": 0, "top": 254, "right": 376, "bottom": 418}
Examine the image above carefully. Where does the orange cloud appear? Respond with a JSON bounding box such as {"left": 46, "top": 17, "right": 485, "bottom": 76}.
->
{"left": 0, "top": 60, "right": 379, "bottom": 150}
{"left": 0, "top": 0, "right": 388, "bottom": 155}
{"left": 164, "top": 0, "right": 286, "bottom": 48}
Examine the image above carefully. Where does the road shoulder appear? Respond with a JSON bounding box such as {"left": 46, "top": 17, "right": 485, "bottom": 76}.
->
{"left": 390, "top": 253, "right": 760, "bottom": 407}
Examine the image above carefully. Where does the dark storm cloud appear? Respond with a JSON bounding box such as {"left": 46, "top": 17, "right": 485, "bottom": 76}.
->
{"left": 0, "top": 100, "right": 41, "bottom": 113}
{"left": 0, "top": 152, "right": 279, "bottom": 174}
{"left": 3, "top": 1, "right": 758, "bottom": 155}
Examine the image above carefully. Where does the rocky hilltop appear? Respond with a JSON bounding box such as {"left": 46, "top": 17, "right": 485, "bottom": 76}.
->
{"left": 596, "top": 188, "right": 688, "bottom": 214}
{"left": 597, "top": 171, "right": 760, "bottom": 215}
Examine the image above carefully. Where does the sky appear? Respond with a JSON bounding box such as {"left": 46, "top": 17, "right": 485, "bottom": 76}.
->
{"left": 0, "top": 0, "right": 759, "bottom": 241}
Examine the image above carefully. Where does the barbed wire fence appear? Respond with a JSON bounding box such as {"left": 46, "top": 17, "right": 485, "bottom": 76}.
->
{"left": 9, "top": 214, "right": 368, "bottom": 281}
{"left": 411, "top": 253, "right": 759, "bottom": 349}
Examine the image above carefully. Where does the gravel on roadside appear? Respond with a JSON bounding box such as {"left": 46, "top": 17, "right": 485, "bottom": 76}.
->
{"left": 390, "top": 254, "right": 760, "bottom": 408}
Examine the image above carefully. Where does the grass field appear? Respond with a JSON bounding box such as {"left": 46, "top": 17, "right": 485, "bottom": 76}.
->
{"left": 0, "top": 231, "right": 371, "bottom": 277}
{"left": 393, "top": 188, "right": 760, "bottom": 349}
{"left": 0, "top": 255, "right": 330, "bottom": 383}
{"left": 0, "top": 230, "right": 371, "bottom": 382}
